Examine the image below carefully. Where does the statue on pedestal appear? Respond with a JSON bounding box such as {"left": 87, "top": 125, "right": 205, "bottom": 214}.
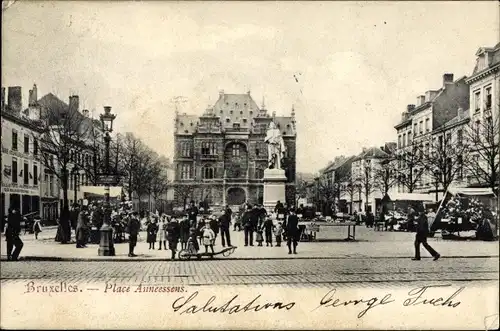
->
{"left": 264, "top": 121, "right": 286, "bottom": 169}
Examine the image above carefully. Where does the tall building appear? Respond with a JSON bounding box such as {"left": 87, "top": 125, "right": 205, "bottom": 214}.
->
{"left": 173, "top": 90, "right": 297, "bottom": 207}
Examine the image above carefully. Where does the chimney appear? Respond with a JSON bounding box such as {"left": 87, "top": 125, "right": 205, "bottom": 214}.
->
{"left": 417, "top": 95, "right": 426, "bottom": 106}
{"left": 82, "top": 109, "right": 89, "bottom": 117}
{"left": 380, "top": 146, "right": 384, "bottom": 152}
{"left": 28, "top": 84, "right": 38, "bottom": 106}
{"left": 1, "top": 87, "right": 5, "bottom": 112}
{"left": 443, "top": 73, "right": 454, "bottom": 85}
{"left": 7, "top": 86, "right": 22, "bottom": 113}
{"left": 69, "top": 95, "right": 79, "bottom": 112}
{"left": 219, "top": 90, "right": 224, "bottom": 98}
{"left": 407, "top": 104, "right": 415, "bottom": 112}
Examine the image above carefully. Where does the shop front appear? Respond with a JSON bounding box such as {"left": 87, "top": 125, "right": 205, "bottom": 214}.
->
{"left": 1, "top": 183, "right": 40, "bottom": 217}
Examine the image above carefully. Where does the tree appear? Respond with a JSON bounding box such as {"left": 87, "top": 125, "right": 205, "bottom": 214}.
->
{"left": 295, "top": 178, "right": 308, "bottom": 207}
{"left": 464, "top": 114, "right": 499, "bottom": 190}
{"left": 423, "top": 126, "right": 471, "bottom": 194}
{"left": 340, "top": 173, "right": 358, "bottom": 214}
{"left": 373, "top": 158, "right": 398, "bottom": 196}
{"left": 317, "top": 179, "right": 336, "bottom": 216}
{"left": 37, "top": 102, "right": 97, "bottom": 243}
{"left": 149, "top": 156, "right": 171, "bottom": 212}
{"left": 394, "top": 141, "right": 425, "bottom": 193}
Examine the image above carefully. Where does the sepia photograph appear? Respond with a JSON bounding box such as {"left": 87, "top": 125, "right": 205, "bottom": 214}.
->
{"left": 1, "top": 1, "right": 499, "bottom": 329}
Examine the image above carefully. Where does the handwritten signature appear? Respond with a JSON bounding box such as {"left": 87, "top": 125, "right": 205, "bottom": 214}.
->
{"left": 172, "top": 291, "right": 295, "bottom": 315}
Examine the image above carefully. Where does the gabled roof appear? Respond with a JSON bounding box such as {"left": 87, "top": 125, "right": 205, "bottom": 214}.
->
{"left": 213, "top": 93, "right": 261, "bottom": 129}
{"left": 361, "top": 146, "right": 390, "bottom": 159}
{"left": 435, "top": 108, "right": 470, "bottom": 132}
{"left": 176, "top": 114, "right": 199, "bottom": 135}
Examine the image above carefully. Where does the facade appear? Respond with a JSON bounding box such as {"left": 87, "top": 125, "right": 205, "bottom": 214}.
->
{"left": 350, "top": 144, "right": 396, "bottom": 213}
{"left": 394, "top": 73, "right": 470, "bottom": 198}
{"left": 465, "top": 42, "right": 500, "bottom": 189}
{"left": 1, "top": 86, "right": 45, "bottom": 220}
{"left": 173, "top": 90, "right": 297, "bottom": 207}
{"left": 1, "top": 84, "right": 105, "bottom": 222}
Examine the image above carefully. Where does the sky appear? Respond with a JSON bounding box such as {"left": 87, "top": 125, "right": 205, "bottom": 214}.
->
{"left": 2, "top": 1, "right": 499, "bottom": 174}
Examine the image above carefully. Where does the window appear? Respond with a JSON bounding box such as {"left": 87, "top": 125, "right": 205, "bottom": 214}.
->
{"left": 12, "top": 158, "right": 18, "bottom": 183}
{"left": 232, "top": 144, "right": 240, "bottom": 157}
{"left": 457, "top": 129, "right": 463, "bottom": 146}
{"left": 407, "top": 133, "right": 411, "bottom": 146}
{"left": 413, "top": 123, "right": 418, "bottom": 135}
{"left": 419, "top": 121, "right": 423, "bottom": 134}
{"left": 256, "top": 147, "right": 260, "bottom": 156}
{"left": 202, "top": 165, "right": 215, "bottom": 179}
{"left": 438, "top": 136, "right": 443, "bottom": 150}
{"left": 402, "top": 133, "right": 406, "bottom": 147}
{"left": 476, "top": 120, "right": 481, "bottom": 134}
{"left": 457, "top": 155, "right": 463, "bottom": 179}
{"left": 485, "top": 86, "right": 492, "bottom": 109}
{"left": 181, "top": 143, "right": 191, "bottom": 157}
{"left": 12, "top": 129, "right": 18, "bottom": 150}
{"left": 474, "top": 91, "right": 481, "bottom": 112}
{"left": 24, "top": 162, "right": 29, "bottom": 185}
{"left": 425, "top": 118, "right": 430, "bottom": 132}
{"left": 233, "top": 123, "right": 240, "bottom": 129}
{"left": 33, "top": 138, "right": 38, "bottom": 155}
{"left": 181, "top": 164, "right": 191, "bottom": 179}
{"left": 398, "top": 135, "right": 402, "bottom": 148}
{"left": 33, "top": 165, "right": 38, "bottom": 186}
{"left": 44, "top": 174, "right": 49, "bottom": 195}
{"left": 424, "top": 143, "right": 429, "bottom": 157}
{"left": 24, "top": 134, "right": 29, "bottom": 154}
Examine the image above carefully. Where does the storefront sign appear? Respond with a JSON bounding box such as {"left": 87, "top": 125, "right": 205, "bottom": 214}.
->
{"left": 1, "top": 183, "right": 38, "bottom": 195}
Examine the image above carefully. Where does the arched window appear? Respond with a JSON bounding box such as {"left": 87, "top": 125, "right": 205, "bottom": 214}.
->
{"left": 202, "top": 165, "right": 215, "bottom": 179}
{"left": 255, "top": 168, "right": 264, "bottom": 179}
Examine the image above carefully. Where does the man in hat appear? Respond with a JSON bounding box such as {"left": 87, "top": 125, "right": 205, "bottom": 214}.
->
{"left": 242, "top": 205, "right": 254, "bottom": 246}
{"left": 127, "top": 211, "right": 141, "bottom": 257}
{"left": 284, "top": 208, "right": 299, "bottom": 254}
{"left": 413, "top": 210, "right": 440, "bottom": 261}
{"left": 219, "top": 206, "right": 232, "bottom": 247}
{"left": 187, "top": 200, "right": 199, "bottom": 229}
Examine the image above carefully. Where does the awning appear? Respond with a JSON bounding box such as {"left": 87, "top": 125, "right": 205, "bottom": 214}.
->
{"left": 385, "top": 193, "right": 434, "bottom": 202}
{"left": 81, "top": 186, "right": 123, "bottom": 198}
{"left": 447, "top": 187, "right": 496, "bottom": 197}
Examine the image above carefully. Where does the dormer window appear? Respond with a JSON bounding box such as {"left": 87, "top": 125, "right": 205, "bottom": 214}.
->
{"left": 240, "top": 111, "right": 243, "bottom": 114}
{"left": 244, "top": 103, "right": 247, "bottom": 106}
{"left": 233, "top": 123, "right": 240, "bottom": 129}
{"left": 226, "top": 118, "right": 230, "bottom": 123}
{"left": 242, "top": 118, "right": 247, "bottom": 123}
{"left": 180, "top": 122, "right": 184, "bottom": 127}
{"left": 230, "top": 110, "right": 233, "bottom": 114}
{"left": 249, "top": 110, "right": 253, "bottom": 115}
{"left": 220, "top": 110, "right": 223, "bottom": 114}
{"left": 190, "top": 122, "right": 193, "bottom": 126}
{"left": 184, "top": 130, "right": 189, "bottom": 134}
{"left": 286, "top": 124, "right": 291, "bottom": 128}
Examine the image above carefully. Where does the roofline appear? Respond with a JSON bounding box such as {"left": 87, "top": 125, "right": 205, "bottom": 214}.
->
{"left": 465, "top": 63, "right": 500, "bottom": 84}
{"left": 432, "top": 117, "right": 470, "bottom": 134}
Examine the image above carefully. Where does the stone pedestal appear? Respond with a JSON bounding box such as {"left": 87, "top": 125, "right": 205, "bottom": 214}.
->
{"left": 263, "top": 168, "right": 287, "bottom": 213}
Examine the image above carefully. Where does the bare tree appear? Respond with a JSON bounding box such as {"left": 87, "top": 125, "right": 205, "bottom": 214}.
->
{"left": 464, "top": 114, "right": 499, "bottom": 190}
{"left": 36, "top": 101, "right": 96, "bottom": 243}
{"left": 317, "top": 179, "right": 337, "bottom": 215}
{"left": 340, "top": 173, "right": 358, "bottom": 214}
{"left": 394, "top": 141, "right": 425, "bottom": 193}
{"left": 423, "top": 126, "right": 471, "bottom": 193}
{"left": 149, "top": 156, "right": 171, "bottom": 212}
{"left": 373, "top": 158, "right": 398, "bottom": 196}
{"left": 357, "top": 160, "right": 375, "bottom": 211}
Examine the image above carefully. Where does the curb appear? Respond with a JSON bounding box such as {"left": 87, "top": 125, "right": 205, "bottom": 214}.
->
{"left": 1, "top": 255, "right": 498, "bottom": 262}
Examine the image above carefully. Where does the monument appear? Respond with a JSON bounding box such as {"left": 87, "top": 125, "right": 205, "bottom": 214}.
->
{"left": 263, "top": 121, "right": 287, "bottom": 212}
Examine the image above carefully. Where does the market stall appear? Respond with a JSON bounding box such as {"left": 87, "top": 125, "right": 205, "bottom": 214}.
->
{"left": 431, "top": 187, "right": 497, "bottom": 240}
{"left": 380, "top": 193, "right": 434, "bottom": 231}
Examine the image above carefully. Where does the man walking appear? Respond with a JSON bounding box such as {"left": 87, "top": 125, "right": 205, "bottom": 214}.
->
{"left": 127, "top": 211, "right": 141, "bottom": 257}
{"left": 166, "top": 218, "right": 181, "bottom": 260}
{"left": 285, "top": 209, "right": 299, "bottom": 254}
{"left": 413, "top": 211, "right": 440, "bottom": 261}
{"left": 187, "top": 200, "right": 199, "bottom": 229}
{"left": 6, "top": 207, "right": 23, "bottom": 261}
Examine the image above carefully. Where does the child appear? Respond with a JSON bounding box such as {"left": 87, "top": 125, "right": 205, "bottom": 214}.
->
{"left": 33, "top": 216, "right": 43, "bottom": 240}
{"left": 263, "top": 217, "right": 275, "bottom": 247}
{"left": 201, "top": 221, "right": 216, "bottom": 254}
{"left": 256, "top": 224, "right": 264, "bottom": 246}
{"left": 274, "top": 222, "right": 284, "bottom": 247}
{"left": 188, "top": 227, "right": 200, "bottom": 253}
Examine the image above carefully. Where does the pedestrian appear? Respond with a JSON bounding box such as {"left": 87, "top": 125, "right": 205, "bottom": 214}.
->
{"left": 366, "top": 210, "right": 374, "bottom": 228}
{"left": 209, "top": 215, "right": 220, "bottom": 242}
{"left": 157, "top": 216, "right": 167, "bottom": 250}
{"left": 33, "top": 216, "right": 43, "bottom": 240}
{"left": 412, "top": 211, "right": 440, "bottom": 261}
{"left": 75, "top": 207, "right": 89, "bottom": 248}
{"left": 166, "top": 218, "right": 181, "bottom": 260}
{"left": 263, "top": 217, "right": 275, "bottom": 247}
{"left": 242, "top": 205, "right": 254, "bottom": 246}
{"left": 179, "top": 216, "right": 190, "bottom": 250}
{"left": 187, "top": 200, "right": 199, "bottom": 229}
{"left": 219, "top": 209, "right": 232, "bottom": 248}
{"left": 127, "top": 212, "right": 141, "bottom": 257}
{"left": 274, "top": 222, "right": 283, "bottom": 247}
{"left": 201, "top": 220, "right": 216, "bottom": 254}
{"left": 256, "top": 222, "right": 264, "bottom": 246}
{"left": 188, "top": 227, "right": 200, "bottom": 253}
{"left": 196, "top": 219, "right": 205, "bottom": 246}
{"left": 5, "top": 207, "right": 23, "bottom": 261}
{"left": 285, "top": 209, "right": 299, "bottom": 254}
{"left": 147, "top": 219, "right": 158, "bottom": 250}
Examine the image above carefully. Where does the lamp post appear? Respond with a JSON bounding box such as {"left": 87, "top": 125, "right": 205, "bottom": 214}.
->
{"left": 72, "top": 166, "right": 79, "bottom": 206}
{"left": 98, "top": 106, "right": 116, "bottom": 256}
{"left": 433, "top": 167, "right": 441, "bottom": 202}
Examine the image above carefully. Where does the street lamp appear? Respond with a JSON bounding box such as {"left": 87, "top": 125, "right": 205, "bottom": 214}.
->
{"left": 433, "top": 166, "right": 441, "bottom": 202}
{"left": 71, "top": 166, "right": 79, "bottom": 206}
{"left": 98, "top": 106, "right": 116, "bottom": 256}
